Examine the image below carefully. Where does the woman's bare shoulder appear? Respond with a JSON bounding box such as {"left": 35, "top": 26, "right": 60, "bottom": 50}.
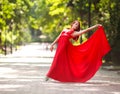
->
{"left": 62, "top": 28, "right": 70, "bottom": 32}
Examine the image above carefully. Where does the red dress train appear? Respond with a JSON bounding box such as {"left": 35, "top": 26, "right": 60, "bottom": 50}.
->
{"left": 46, "top": 26, "right": 111, "bottom": 82}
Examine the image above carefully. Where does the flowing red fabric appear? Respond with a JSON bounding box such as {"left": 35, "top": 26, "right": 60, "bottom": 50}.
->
{"left": 46, "top": 26, "right": 111, "bottom": 82}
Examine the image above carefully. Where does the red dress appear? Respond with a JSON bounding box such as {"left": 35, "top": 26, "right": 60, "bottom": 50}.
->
{"left": 46, "top": 26, "right": 111, "bottom": 82}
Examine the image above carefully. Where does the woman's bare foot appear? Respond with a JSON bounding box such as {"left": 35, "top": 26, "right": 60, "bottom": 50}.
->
{"left": 45, "top": 76, "right": 49, "bottom": 81}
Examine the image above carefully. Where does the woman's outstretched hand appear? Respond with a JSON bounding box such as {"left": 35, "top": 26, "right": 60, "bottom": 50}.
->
{"left": 50, "top": 44, "right": 54, "bottom": 52}
{"left": 96, "top": 24, "right": 102, "bottom": 27}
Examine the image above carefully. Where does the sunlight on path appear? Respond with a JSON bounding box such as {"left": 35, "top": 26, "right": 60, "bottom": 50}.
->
{"left": 0, "top": 43, "right": 120, "bottom": 94}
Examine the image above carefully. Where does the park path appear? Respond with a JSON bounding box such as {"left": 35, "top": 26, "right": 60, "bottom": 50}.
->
{"left": 0, "top": 42, "right": 120, "bottom": 94}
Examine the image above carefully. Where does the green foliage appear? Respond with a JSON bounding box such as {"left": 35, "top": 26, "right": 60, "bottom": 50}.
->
{"left": 0, "top": 0, "right": 33, "bottom": 54}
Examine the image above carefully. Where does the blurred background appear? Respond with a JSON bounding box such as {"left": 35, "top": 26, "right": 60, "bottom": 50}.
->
{"left": 0, "top": 0, "right": 120, "bottom": 66}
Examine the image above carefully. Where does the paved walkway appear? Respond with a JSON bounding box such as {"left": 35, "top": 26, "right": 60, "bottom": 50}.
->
{"left": 0, "top": 43, "right": 120, "bottom": 94}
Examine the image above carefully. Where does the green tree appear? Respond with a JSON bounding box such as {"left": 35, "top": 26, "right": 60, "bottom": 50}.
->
{"left": 0, "top": 0, "right": 33, "bottom": 54}
{"left": 108, "top": 0, "right": 120, "bottom": 65}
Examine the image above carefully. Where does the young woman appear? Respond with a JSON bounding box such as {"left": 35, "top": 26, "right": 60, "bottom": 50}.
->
{"left": 46, "top": 20, "right": 111, "bottom": 82}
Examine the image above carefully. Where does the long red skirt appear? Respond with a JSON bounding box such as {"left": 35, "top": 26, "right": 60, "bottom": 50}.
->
{"left": 46, "top": 26, "right": 111, "bottom": 82}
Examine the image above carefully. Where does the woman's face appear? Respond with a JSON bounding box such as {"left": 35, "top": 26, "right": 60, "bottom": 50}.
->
{"left": 71, "top": 21, "right": 80, "bottom": 31}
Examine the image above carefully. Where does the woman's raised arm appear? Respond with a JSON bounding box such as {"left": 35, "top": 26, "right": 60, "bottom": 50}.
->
{"left": 71, "top": 24, "right": 101, "bottom": 37}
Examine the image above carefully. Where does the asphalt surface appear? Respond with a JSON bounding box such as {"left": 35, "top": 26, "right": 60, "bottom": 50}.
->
{"left": 0, "top": 43, "right": 120, "bottom": 94}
